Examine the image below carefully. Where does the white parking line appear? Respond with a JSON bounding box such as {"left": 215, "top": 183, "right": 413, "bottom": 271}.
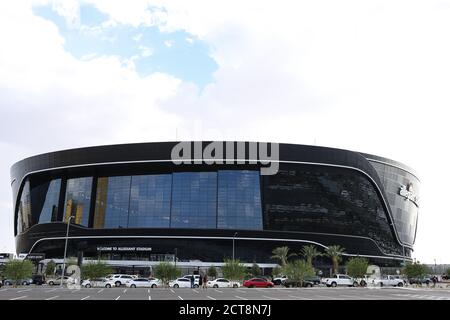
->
{"left": 98, "top": 289, "right": 104, "bottom": 293}
{"left": 148, "top": 295, "right": 152, "bottom": 300}
{"left": 178, "top": 296, "right": 184, "bottom": 300}
{"left": 0, "top": 289, "right": 7, "bottom": 292}
{"left": 170, "top": 289, "right": 175, "bottom": 293}
{"left": 192, "top": 289, "right": 199, "bottom": 293}
{"left": 288, "top": 295, "right": 312, "bottom": 300}
{"left": 81, "top": 296, "right": 90, "bottom": 300}
{"left": 45, "top": 295, "right": 59, "bottom": 300}
{"left": 10, "top": 296, "right": 27, "bottom": 300}
{"left": 148, "top": 289, "right": 150, "bottom": 293}
{"left": 45, "top": 289, "right": 57, "bottom": 293}
{"left": 314, "top": 294, "right": 341, "bottom": 300}
{"left": 206, "top": 296, "right": 216, "bottom": 300}
{"left": 262, "top": 295, "right": 280, "bottom": 300}
{"left": 17, "top": 289, "right": 32, "bottom": 293}
{"left": 236, "top": 289, "right": 246, "bottom": 293}
{"left": 123, "top": 289, "right": 127, "bottom": 293}
{"left": 235, "top": 295, "right": 248, "bottom": 300}
{"left": 214, "top": 289, "right": 223, "bottom": 293}
{"left": 115, "top": 296, "right": 121, "bottom": 300}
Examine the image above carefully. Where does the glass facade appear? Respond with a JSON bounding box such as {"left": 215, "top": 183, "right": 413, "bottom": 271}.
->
{"left": 262, "top": 164, "right": 403, "bottom": 255}
{"left": 129, "top": 174, "right": 172, "bottom": 228}
{"left": 94, "top": 176, "right": 131, "bottom": 229}
{"left": 369, "top": 161, "right": 419, "bottom": 245}
{"left": 31, "top": 178, "right": 61, "bottom": 224}
{"left": 16, "top": 180, "right": 31, "bottom": 235}
{"left": 171, "top": 172, "right": 217, "bottom": 228}
{"left": 218, "top": 170, "right": 262, "bottom": 230}
{"left": 64, "top": 177, "right": 93, "bottom": 226}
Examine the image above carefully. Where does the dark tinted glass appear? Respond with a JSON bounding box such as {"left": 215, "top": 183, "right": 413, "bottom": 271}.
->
{"left": 64, "top": 177, "right": 92, "bottom": 226}
{"left": 31, "top": 178, "right": 61, "bottom": 224}
{"left": 263, "top": 164, "right": 402, "bottom": 255}
{"left": 218, "top": 170, "right": 262, "bottom": 230}
{"left": 17, "top": 180, "right": 31, "bottom": 234}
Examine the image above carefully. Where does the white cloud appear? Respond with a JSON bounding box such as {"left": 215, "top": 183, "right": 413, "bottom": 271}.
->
{"left": 164, "top": 40, "right": 173, "bottom": 48}
{"left": 139, "top": 45, "right": 153, "bottom": 57}
{"left": 1, "top": 1, "right": 450, "bottom": 264}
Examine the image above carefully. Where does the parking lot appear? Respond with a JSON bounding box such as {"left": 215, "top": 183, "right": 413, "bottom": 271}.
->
{"left": 1, "top": 286, "right": 450, "bottom": 300}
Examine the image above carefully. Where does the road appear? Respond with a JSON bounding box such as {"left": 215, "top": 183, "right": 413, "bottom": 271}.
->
{"left": 1, "top": 286, "right": 450, "bottom": 300}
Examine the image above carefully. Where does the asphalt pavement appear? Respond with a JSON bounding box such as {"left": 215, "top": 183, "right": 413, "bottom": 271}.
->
{"left": 1, "top": 286, "right": 450, "bottom": 300}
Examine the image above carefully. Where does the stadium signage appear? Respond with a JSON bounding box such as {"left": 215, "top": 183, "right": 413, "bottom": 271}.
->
{"left": 399, "top": 183, "right": 419, "bottom": 207}
{"left": 96, "top": 246, "right": 152, "bottom": 252}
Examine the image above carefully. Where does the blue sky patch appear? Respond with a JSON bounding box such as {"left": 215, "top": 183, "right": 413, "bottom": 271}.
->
{"left": 33, "top": 4, "right": 217, "bottom": 87}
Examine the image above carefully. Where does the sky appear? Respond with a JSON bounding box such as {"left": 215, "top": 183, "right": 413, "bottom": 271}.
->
{"left": 0, "top": 0, "right": 449, "bottom": 264}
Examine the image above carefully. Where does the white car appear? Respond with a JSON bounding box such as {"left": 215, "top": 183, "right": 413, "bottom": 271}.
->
{"left": 207, "top": 278, "right": 240, "bottom": 288}
{"left": 82, "top": 278, "right": 116, "bottom": 288}
{"left": 126, "top": 278, "right": 162, "bottom": 288}
{"left": 325, "top": 274, "right": 359, "bottom": 287}
{"left": 169, "top": 278, "right": 192, "bottom": 288}
{"left": 106, "top": 274, "right": 137, "bottom": 287}
{"left": 46, "top": 276, "right": 70, "bottom": 286}
{"left": 373, "top": 275, "right": 406, "bottom": 287}
{"left": 183, "top": 275, "right": 200, "bottom": 287}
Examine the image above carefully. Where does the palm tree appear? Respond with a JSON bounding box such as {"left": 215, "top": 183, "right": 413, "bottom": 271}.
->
{"left": 271, "top": 246, "right": 296, "bottom": 266}
{"left": 301, "top": 245, "right": 322, "bottom": 267}
{"left": 325, "top": 245, "right": 345, "bottom": 274}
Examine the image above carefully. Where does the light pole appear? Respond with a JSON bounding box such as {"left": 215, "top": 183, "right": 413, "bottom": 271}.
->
{"left": 232, "top": 232, "right": 238, "bottom": 261}
{"left": 174, "top": 248, "right": 178, "bottom": 268}
{"left": 61, "top": 215, "right": 74, "bottom": 287}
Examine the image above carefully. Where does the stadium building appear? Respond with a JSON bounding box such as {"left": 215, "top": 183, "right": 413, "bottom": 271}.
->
{"left": 10, "top": 142, "right": 419, "bottom": 272}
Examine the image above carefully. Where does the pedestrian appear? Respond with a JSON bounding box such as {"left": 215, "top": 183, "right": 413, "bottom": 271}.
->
{"left": 199, "top": 274, "right": 203, "bottom": 288}
{"left": 203, "top": 274, "right": 208, "bottom": 290}
{"left": 190, "top": 275, "right": 194, "bottom": 288}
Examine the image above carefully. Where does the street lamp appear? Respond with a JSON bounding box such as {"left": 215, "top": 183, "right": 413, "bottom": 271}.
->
{"left": 232, "top": 232, "right": 238, "bottom": 261}
{"left": 174, "top": 248, "right": 178, "bottom": 268}
{"left": 61, "top": 215, "right": 74, "bottom": 287}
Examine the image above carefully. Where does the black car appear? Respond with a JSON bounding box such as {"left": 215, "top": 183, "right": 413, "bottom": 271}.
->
{"left": 409, "top": 277, "right": 432, "bottom": 285}
{"left": 283, "top": 279, "right": 315, "bottom": 288}
{"left": 304, "top": 276, "right": 321, "bottom": 285}
{"left": 32, "top": 274, "right": 45, "bottom": 285}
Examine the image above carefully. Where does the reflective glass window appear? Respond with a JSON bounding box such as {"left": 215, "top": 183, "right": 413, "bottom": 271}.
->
{"left": 263, "top": 164, "right": 402, "bottom": 256}
{"left": 64, "top": 177, "right": 92, "bottom": 226}
{"left": 171, "top": 172, "right": 217, "bottom": 228}
{"left": 17, "top": 180, "right": 31, "bottom": 234}
{"left": 218, "top": 170, "right": 262, "bottom": 230}
{"left": 31, "top": 179, "right": 61, "bottom": 224}
{"left": 94, "top": 176, "right": 131, "bottom": 229}
{"left": 128, "top": 174, "right": 172, "bottom": 228}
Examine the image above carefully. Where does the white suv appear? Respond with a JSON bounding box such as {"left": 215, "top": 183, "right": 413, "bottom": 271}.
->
{"left": 106, "top": 274, "right": 137, "bottom": 287}
{"left": 325, "top": 274, "right": 358, "bottom": 287}
{"left": 373, "top": 275, "right": 405, "bottom": 287}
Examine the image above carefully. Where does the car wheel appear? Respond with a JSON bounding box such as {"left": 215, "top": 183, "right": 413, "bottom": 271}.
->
{"left": 306, "top": 283, "right": 313, "bottom": 288}
{"left": 86, "top": 284, "right": 91, "bottom": 288}
{"left": 380, "top": 282, "right": 384, "bottom": 287}
{"left": 353, "top": 281, "right": 358, "bottom": 287}
{"left": 360, "top": 280, "right": 366, "bottom": 287}
{"left": 49, "top": 281, "right": 54, "bottom": 286}
{"left": 174, "top": 284, "right": 179, "bottom": 288}
{"left": 331, "top": 282, "right": 337, "bottom": 288}
{"left": 105, "top": 284, "right": 111, "bottom": 288}
{"left": 233, "top": 284, "right": 238, "bottom": 288}
{"left": 213, "top": 284, "right": 219, "bottom": 288}
{"left": 249, "top": 285, "right": 254, "bottom": 288}
{"left": 425, "top": 281, "right": 430, "bottom": 285}
{"left": 397, "top": 282, "right": 403, "bottom": 287}
{"left": 131, "top": 284, "right": 136, "bottom": 288}
{"left": 194, "top": 284, "right": 199, "bottom": 288}
{"left": 151, "top": 284, "right": 157, "bottom": 288}
{"left": 5, "top": 281, "right": 12, "bottom": 286}
{"left": 115, "top": 281, "right": 121, "bottom": 287}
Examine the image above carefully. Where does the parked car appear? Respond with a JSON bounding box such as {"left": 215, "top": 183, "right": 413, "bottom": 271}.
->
{"left": 46, "top": 276, "right": 70, "bottom": 286}
{"left": 324, "top": 274, "right": 358, "bottom": 287}
{"left": 272, "top": 275, "right": 287, "bottom": 285}
{"left": 409, "top": 277, "right": 432, "bottom": 285}
{"left": 32, "top": 274, "right": 45, "bottom": 285}
{"left": 373, "top": 275, "right": 406, "bottom": 287}
{"left": 4, "top": 278, "right": 33, "bottom": 286}
{"left": 81, "top": 278, "right": 116, "bottom": 288}
{"left": 183, "top": 275, "right": 200, "bottom": 287}
{"left": 207, "top": 278, "right": 240, "bottom": 288}
{"left": 126, "top": 278, "right": 161, "bottom": 288}
{"left": 283, "top": 279, "right": 314, "bottom": 288}
{"left": 169, "top": 278, "right": 192, "bottom": 288}
{"left": 106, "top": 274, "right": 137, "bottom": 287}
{"left": 442, "top": 274, "right": 449, "bottom": 280}
{"left": 243, "top": 278, "right": 274, "bottom": 288}
{"left": 304, "top": 275, "right": 321, "bottom": 285}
